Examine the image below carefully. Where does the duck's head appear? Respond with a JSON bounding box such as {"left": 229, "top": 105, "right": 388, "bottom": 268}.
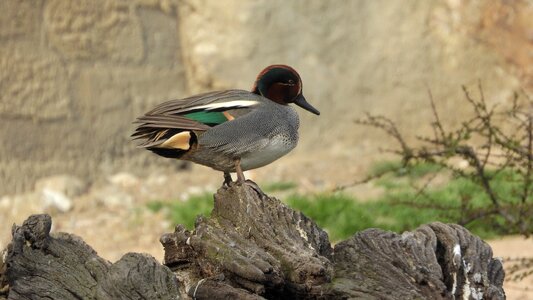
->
{"left": 252, "top": 65, "right": 320, "bottom": 115}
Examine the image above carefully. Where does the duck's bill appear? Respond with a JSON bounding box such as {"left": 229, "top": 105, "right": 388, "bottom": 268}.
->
{"left": 294, "top": 94, "right": 320, "bottom": 115}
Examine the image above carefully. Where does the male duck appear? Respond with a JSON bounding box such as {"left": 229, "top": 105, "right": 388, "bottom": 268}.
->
{"left": 132, "top": 65, "right": 320, "bottom": 184}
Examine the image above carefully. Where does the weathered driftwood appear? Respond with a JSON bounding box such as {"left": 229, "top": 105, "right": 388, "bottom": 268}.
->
{"left": 2, "top": 214, "right": 179, "bottom": 300}
{"left": 161, "top": 183, "right": 505, "bottom": 299}
{"left": 1, "top": 182, "right": 505, "bottom": 299}
{"left": 161, "top": 183, "right": 333, "bottom": 299}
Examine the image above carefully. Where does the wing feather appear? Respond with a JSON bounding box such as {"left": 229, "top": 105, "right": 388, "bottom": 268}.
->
{"left": 135, "top": 115, "right": 210, "bottom": 131}
{"left": 132, "top": 89, "right": 264, "bottom": 151}
{"left": 145, "top": 90, "right": 260, "bottom": 115}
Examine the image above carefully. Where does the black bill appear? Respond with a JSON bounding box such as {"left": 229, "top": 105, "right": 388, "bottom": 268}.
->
{"left": 294, "top": 94, "right": 320, "bottom": 115}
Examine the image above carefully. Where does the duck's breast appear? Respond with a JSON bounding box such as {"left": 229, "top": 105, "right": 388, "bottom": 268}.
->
{"left": 240, "top": 131, "right": 297, "bottom": 170}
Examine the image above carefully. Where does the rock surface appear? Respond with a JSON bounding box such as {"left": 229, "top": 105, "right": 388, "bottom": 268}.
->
{"left": 34, "top": 175, "right": 88, "bottom": 199}
{"left": 1, "top": 0, "right": 532, "bottom": 195}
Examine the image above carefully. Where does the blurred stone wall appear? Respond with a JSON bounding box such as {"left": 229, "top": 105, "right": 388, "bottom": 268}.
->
{"left": 0, "top": 0, "right": 531, "bottom": 195}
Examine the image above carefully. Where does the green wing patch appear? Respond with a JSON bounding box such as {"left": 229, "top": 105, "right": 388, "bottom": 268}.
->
{"left": 184, "top": 111, "right": 228, "bottom": 126}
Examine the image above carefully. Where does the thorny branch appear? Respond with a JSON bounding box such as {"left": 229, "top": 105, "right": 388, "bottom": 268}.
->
{"left": 347, "top": 86, "right": 532, "bottom": 237}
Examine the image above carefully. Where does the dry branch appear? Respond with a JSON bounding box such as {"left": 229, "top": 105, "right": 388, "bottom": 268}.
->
{"left": 351, "top": 87, "right": 533, "bottom": 236}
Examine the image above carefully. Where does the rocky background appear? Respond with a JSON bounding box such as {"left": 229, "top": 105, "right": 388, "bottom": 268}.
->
{"left": 1, "top": 0, "right": 533, "bottom": 298}
{"left": 1, "top": 0, "right": 532, "bottom": 195}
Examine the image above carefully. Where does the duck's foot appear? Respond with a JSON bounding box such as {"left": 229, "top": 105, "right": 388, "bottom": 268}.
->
{"left": 222, "top": 160, "right": 262, "bottom": 192}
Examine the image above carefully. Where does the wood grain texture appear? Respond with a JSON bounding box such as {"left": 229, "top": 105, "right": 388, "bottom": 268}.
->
{"left": 1, "top": 184, "right": 505, "bottom": 299}
{"left": 161, "top": 183, "right": 505, "bottom": 299}
{"left": 3, "top": 214, "right": 179, "bottom": 300}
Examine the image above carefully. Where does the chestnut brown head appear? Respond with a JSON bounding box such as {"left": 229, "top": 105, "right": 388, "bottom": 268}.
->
{"left": 252, "top": 65, "right": 320, "bottom": 115}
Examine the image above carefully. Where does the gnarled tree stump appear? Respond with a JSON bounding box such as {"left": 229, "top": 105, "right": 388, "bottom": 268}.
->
{"left": 1, "top": 183, "right": 505, "bottom": 299}
{"left": 2, "top": 214, "right": 179, "bottom": 300}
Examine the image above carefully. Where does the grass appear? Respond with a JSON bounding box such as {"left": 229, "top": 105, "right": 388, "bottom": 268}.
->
{"left": 263, "top": 181, "right": 297, "bottom": 193}
{"left": 147, "top": 193, "right": 213, "bottom": 230}
{"left": 147, "top": 162, "right": 527, "bottom": 241}
{"left": 286, "top": 193, "right": 453, "bottom": 242}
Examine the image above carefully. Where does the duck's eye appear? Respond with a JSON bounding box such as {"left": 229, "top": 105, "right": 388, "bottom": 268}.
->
{"left": 287, "top": 79, "right": 295, "bottom": 84}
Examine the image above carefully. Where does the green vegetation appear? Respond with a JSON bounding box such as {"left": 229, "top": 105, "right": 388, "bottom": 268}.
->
{"left": 263, "top": 181, "right": 298, "bottom": 193}
{"left": 147, "top": 193, "right": 213, "bottom": 230}
{"left": 147, "top": 161, "right": 527, "bottom": 242}
{"left": 290, "top": 162, "right": 525, "bottom": 241}
{"left": 356, "top": 87, "right": 532, "bottom": 237}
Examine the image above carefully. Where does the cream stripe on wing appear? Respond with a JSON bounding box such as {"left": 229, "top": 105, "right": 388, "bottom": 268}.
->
{"left": 191, "top": 100, "right": 259, "bottom": 111}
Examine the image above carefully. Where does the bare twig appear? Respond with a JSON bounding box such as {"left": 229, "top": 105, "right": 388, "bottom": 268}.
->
{"left": 351, "top": 85, "right": 532, "bottom": 237}
{"left": 427, "top": 89, "right": 446, "bottom": 143}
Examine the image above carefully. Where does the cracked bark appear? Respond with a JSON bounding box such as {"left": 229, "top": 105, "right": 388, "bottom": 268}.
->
{"left": 1, "top": 183, "right": 505, "bottom": 299}
{"left": 2, "top": 215, "right": 179, "bottom": 300}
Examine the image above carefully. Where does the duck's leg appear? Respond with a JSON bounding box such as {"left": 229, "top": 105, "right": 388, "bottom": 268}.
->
{"left": 233, "top": 159, "right": 262, "bottom": 193}
{"left": 223, "top": 172, "right": 232, "bottom": 186}
{"left": 234, "top": 159, "right": 246, "bottom": 183}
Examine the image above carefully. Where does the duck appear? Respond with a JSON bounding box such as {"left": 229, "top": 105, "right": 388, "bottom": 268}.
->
{"left": 132, "top": 65, "right": 320, "bottom": 185}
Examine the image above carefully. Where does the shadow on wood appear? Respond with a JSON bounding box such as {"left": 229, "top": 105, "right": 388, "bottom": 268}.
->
{"left": 1, "top": 182, "right": 505, "bottom": 299}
